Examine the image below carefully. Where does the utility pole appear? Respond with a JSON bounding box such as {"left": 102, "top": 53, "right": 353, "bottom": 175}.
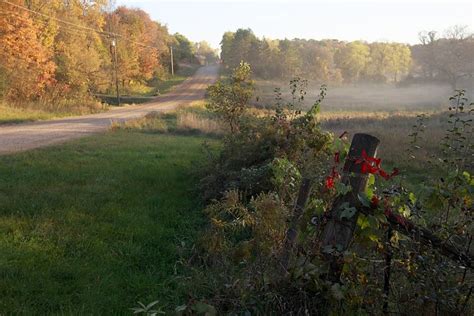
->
{"left": 111, "top": 38, "right": 121, "bottom": 106}
{"left": 170, "top": 46, "right": 174, "bottom": 76}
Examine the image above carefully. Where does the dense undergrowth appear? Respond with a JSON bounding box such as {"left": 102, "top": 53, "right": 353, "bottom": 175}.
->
{"left": 109, "top": 63, "right": 473, "bottom": 315}
{"left": 163, "top": 63, "right": 473, "bottom": 315}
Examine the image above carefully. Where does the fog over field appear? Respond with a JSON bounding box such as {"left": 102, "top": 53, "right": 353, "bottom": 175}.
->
{"left": 254, "top": 81, "right": 470, "bottom": 111}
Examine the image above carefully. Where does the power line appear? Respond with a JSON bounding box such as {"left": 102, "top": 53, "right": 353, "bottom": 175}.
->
{"left": 0, "top": 10, "right": 114, "bottom": 44}
{"left": 1, "top": 0, "right": 115, "bottom": 36}
{"left": 0, "top": 0, "right": 163, "bottom": 52}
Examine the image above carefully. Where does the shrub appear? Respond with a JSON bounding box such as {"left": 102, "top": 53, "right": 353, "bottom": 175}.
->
{"left": 187, "top": 67, "right": 473, "bottom": 314}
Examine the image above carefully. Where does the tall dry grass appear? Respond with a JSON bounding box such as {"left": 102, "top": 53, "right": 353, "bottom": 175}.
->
{"left": 110, "top": 105, "right": 224, "bottom": 136}
{"left": 176, "top": 111, "right": 222, "bottom": 134}
{"left": 320, "top": 111, "right": 446, "bottom": 167}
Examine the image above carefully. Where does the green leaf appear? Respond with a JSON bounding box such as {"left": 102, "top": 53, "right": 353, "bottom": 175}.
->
{"left": 335, "top": 182, "right": 352, "bottom": 196}
{"left": 357, "top": 213, "right": 370, "bottom": 230}
{"left": 339, "top": 203, "right": 357, "bottom": 220}
{"left": 358, "top": 193, "right": 371, "bottom": 207}
{"left": 365, "top": 174, "right": 376, "bottom": 198}
{"left": 192, "top": 302, "right": 217, "bottom": 316}
{"left": 175, "top": 305, "right": 188, "bottom": 313}
{"left": 398, "top": 205, "right": 411, "bottom": 217}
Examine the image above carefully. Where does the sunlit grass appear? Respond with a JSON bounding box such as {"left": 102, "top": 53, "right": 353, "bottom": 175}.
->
{"left": 0, "top": 104, "right": 60, "bottom": 124}
{"left": 111, "top": 102, "right": 224, "bottom": 136}
{"left": 0, "top": 99, "right": 109, "bottom": 125}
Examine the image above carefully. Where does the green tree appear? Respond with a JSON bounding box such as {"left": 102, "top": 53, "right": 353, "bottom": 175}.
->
{"left": 220, "top": 31, "right": 235, "bottom": 65}
{"left": 195, "top": 41, "right": 218, "bottom": 64}
{"left": 172, "top": 33, "right": 195, "bottom": 63}
{"left": 277, "top": 39, "right": 302, "bottom": 79}
{"left": 207, "top": 62, "right": 254, "bottom": 133}
{"left": 335, "top": 41, "right": 370, "bottom": 82}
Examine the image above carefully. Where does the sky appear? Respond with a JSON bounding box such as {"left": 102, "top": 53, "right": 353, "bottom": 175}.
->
{"left": 116, "top": 0, "right": 474, "bottom": 50}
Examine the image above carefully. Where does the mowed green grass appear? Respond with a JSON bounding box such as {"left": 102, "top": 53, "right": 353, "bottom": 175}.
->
{"left": 0, "top": 131, "right": 213, "bottom": 314}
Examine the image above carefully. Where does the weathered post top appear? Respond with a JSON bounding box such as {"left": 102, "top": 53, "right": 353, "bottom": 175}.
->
{"left": 321, "top": 133, "right": 380, "bottom": 282}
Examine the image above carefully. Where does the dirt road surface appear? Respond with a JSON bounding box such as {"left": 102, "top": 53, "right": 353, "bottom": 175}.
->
{"left": 0, "top": 65, "right": 219, "bottom": 155}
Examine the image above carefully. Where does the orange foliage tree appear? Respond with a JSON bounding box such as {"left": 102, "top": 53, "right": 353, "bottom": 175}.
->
{"left": 0, "top": 0, "right": 56, "bottom": 101}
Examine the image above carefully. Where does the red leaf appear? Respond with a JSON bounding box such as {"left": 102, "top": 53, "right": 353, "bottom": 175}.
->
{"left": 379, "top": 169, "right": 389, "bottom": 180}
{"left": 370, "top": 195, "right": 380, "bottom": 208}
{"left": 390, "top": 168, "right": 400, "bottom": 177}
{"left": 361, "top": 162, "right": 368, "bottom": 174}
{"left": 325, "top": 176, "right": 335, "bottom": 189}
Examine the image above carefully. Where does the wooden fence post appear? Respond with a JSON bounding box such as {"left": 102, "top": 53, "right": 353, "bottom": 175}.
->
{"left": 280, "top": 178, "right": 312, "bottom": 273}
{"left": 320, "top": 133, "right": 380, "bottom": 282}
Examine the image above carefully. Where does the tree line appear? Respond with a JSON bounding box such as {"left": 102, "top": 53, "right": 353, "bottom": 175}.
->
{"left": 0, "top": 0, "right": 217, "bottom": 106}
{"left": 220, "top": 27, "right": 474, "bottom": 88}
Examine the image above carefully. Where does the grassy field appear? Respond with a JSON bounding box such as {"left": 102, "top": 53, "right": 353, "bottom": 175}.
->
{"left": 251, "top": 78, "right": 467, "bottom": 172}
{"left": 0, "top": 130, "right": 215, "bottom": 314}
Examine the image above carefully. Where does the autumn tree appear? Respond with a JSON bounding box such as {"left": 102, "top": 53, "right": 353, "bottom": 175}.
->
{"left": 0, "top": 0, "right": 56, "bottom": 101}
{"left": 106, "top": 6, "right": 172, "bottom": 89}
{"left": 334, "top": 41, "right": 370, "bottom": 82}
{"left": 366, "top": 42, "right": 411, "bottom": 82}
{"left": 0, "top": 0, "right": 192, "bottom": 110}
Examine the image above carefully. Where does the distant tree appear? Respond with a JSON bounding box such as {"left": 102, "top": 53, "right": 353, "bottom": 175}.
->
{"left": 436, "top": 26, "right": 474, "bottom": 89}
{"left": 278, "top": 39, "right": 302, "bottom": 79}
{"left": 172, "top": 33, "right": 195, "bottom": 63}
{"left": 335, "top": 41, "right": 370, "bottom": 82}
{"left": 367, "top": 43, "right": 411, "bottom": 82}
{"left": 195, "top": 41, "right": 218, "bottom": 64}
{"left": 412, "top": 26, "right": 474, "bottom": 89}
{"left": 220, "top": 31, "right": 235, "bottom": 65}
{"left": 390, "top": 43, "right": 411, "bottom": 82}
{"left": 300, "top": 41, "right": 334, "bottom": 82}
{"left": 227, "top": 29, "right": 258, "bottom": 69}
{"left": 413, "top": 31, "right": 438, "bottom": 79}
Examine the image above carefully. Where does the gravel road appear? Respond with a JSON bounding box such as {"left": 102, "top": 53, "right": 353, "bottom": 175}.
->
{"left": 0, "top": 65, "right": 219, "bottom": 155}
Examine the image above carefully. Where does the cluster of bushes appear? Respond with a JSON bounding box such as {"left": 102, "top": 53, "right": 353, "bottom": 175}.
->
{"left": 171, "top": 63, "right": 473, "bottom": 315}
